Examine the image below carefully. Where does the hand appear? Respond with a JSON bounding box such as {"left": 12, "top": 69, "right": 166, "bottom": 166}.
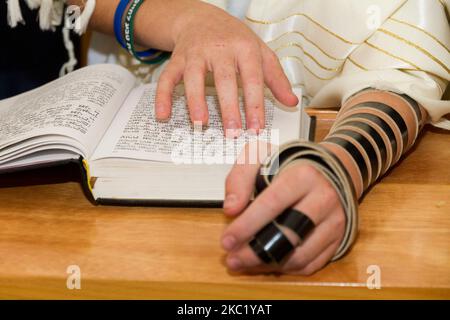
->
{"left": 154, "top": 2, "right": 298, "bottom": 136}
{"left": 221, "top": 147, "right": 345, "bottom": 275}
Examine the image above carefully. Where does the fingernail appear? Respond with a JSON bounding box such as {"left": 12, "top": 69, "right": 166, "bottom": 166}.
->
{"left": 248, "top": 117, "right": 260, "bottom": 132}
{"left": 156, "top": 116, "right": 170, "bottom": 123}
{"left": 227, "top": 256, "right": 242, "bottom": 270}
{"left": 222, "top": 235, "right": 236, "bottom": 251}
{"left": 223, "top": 194, "right": 237, "bottom": 209}
{"left": 225, "top": 120, "right": 241, "bottom": 138}
{"left": 292, "top": 93, "right": 299, "bottom": 105}
{"left": 250, "top": 117, "right": 260, "bottom": 129}
{"left": 193, "top": 108, "right": 206, "bottom": 123}
{"left": 155, "top": 106, "right": 170, "bottom": 122}
{"left": 193, "top": 120, "right": 208, "bottom": 131}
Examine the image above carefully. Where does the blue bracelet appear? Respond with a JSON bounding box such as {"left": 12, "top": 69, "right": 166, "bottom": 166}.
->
{"left": 123, "top": 0, "right": 171, "bottom": 64}
{"left": 113, "top": 0, "right": 158, "bottom": 58}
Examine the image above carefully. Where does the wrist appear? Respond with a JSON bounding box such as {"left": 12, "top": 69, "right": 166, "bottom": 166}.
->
{"left": 169, "top": 1, "right": 234, "bottom": 46}
{"left": 170, "top": 1, "right": 202, "bottom": 44}
{"left": 133, "top": 0, "right": 201, "bottom": 51}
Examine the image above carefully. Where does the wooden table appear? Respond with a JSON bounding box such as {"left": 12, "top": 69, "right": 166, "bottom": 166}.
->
{"left": 0, "top": 111, "right": 449, "bottom": 299}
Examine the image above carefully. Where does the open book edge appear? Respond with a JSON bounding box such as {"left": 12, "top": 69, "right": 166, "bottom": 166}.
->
{"left": 0, "top": 64, "right": 311, "bottom": 207}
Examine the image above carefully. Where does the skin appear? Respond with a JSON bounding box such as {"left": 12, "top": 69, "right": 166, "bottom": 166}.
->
{"left": 222, "top": 146, "right": 345, "bottom": 275}
{"left": 68, "top": 0, "right": 299, "bottom": 136}
{"left": 222, "top": 90, "right": 428, "bottom": 275}
{"left": 68, "top": 2, "right": 427, "bottom": 275}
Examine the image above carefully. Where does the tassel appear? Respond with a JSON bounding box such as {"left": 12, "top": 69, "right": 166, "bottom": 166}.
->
{"left": 25, "top": 0, "right": 41, "bottom": 10}
{"left": 51, "top": 0, "right": 65, "bottom": 27}
{"left": 6, "top": 0, "right": 24, "bottom": 28}
{"left": 60, "top": 26, "right": 78, "bottom": 76}
{"left": 38, "top": 0, "right": 53, "bottom": 30}
{"left": 74, "top": 0, "right": 96, "bottom": 35}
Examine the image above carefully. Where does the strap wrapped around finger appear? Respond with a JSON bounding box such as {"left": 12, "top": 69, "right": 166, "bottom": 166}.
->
{"left": 275, "top": 208, "right": 315, "bottom": 242}
{"left": 249, "top": 222, "right": 295, "bottom": 264}
{"left": 251, "top": 140, "right": 359, "bottom": 263}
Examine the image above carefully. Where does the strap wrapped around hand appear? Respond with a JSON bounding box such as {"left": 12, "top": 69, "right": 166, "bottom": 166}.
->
{"left": 253, "top": 140, "right": 359, "bottom": 261}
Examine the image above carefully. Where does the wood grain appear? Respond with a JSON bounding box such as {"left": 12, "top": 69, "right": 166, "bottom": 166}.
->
{"left": 0, "top": 113, "right": 449, "bottom": 299}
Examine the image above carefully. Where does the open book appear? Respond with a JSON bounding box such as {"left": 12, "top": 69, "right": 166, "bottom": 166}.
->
{"left": 0, "top": 64, "right": 311, "bottom": 206}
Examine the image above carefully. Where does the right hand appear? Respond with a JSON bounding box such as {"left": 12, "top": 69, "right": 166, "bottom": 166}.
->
{"left": 221, "top": 145, "right": 345, "bottom": 275}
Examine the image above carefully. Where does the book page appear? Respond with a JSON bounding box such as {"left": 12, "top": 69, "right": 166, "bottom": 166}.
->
{"left": 91, "top": 84, "right": 302, "bottom": 164}
{"left": 0, "top": 64, "right": 135, "bottom": 158}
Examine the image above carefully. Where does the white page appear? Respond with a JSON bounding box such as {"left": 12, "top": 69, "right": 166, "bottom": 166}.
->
{"left": 91, "top": 84, "right": 302, "bottom": 164}
{"left": 0, "top": 136, "right": 81, "bottom": 162}
{"left": 0, "top": 64, "right": 135, "bottom": 158}
{"left": 0, "top": 150, "right": 79, "bottom": 171}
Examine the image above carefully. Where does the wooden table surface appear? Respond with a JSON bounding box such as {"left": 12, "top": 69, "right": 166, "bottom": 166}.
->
{"left": 0, "top": 111, "right": 449, "bottom": 299}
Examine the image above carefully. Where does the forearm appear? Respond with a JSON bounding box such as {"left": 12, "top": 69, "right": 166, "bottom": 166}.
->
{"left": 320, "top": 89, "right": 428, "bottom": 198}
{"left": 67, "top": 0, "right": 212, "bottom": 51}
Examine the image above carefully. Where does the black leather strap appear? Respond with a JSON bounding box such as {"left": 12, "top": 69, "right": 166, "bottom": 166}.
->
{"left": 325, "top": 136, "right": 369, "bottom": 190}
{"left": 346, "top": 113, "right": 397, "bottom": 163}
{"left": 250, "top": 222, "right": 295, "bottom": 264}
{"left": 333, "top": 129, "right": 379, "bottom": 184}
{"left": 250, "top": 142, "right": 359, "bottom": 262}
{"left": 249, "top": 238, "right": 272, "bottom": 264}
{"left": 338, "top": 120, "right": 387, "bottom": 173}
{"left": 350, "top": 102, "right": 408, "bottom": 151}
{"left": 255, "top": 174, "right": 268, "bottom": 195}
{"left": 398, "top": 93, "right": 422, "bottom": 123}
{"left": 276, "top": 208, "right": 315, "bottom": 241}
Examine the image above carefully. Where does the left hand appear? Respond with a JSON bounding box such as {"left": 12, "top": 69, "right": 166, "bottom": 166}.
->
{"left": 221, "top": 147, "right": 346, "bottom": 275}
{"left": 153, "top": 2, "right": 298, "bottom": 135}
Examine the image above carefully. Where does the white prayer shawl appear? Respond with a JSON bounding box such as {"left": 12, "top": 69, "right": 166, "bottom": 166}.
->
{"left": 6, "top": 0, "right": 96, "bottom": 75}
{"left": 243, "top": 0, "right": 450, "bottom": 128}
{"left": 6, "top": 0, "right": 450, "bottom": 128}
{"left": 155, "top": 0, "right": 450, "bottom": 128}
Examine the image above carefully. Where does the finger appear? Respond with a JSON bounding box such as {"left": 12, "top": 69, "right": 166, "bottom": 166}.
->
{"left": 213, "top": 59, "right": 242, "bottom": 138}
{"left": 280, "top": 210, "right": 344, "bottom": 272}
{"left": 222, "top": 164, "right": 323, "bottom": 251}
{"left": 183, "top": 60, "right": 209, "bottom": 126}
{"left": 295, "top": 240, "right": 341, "bottom": 276}
{"left": 223, "top": 141, "right": 272, "bottom": 216}
{"left": 224, "top": 194, "right": 343, "bottom": 271}
{"left": 226, "top": 243, "right": 270, "bottom": 272}
{"left": 261, "top": 46, "right": 299, "bottom": 107}
{"left": 238, "top": 50, "right": 265, "bottom": 133}
{"left": 224, "top": 162, "right": 259, "bottom": 216}
{"left": 155, "top": 58, "right": 184, "bottom": 121}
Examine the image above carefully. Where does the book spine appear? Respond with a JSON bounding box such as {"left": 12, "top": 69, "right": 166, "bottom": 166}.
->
{"left": 78, "top": 157, "right": 98, "bottom": 206}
